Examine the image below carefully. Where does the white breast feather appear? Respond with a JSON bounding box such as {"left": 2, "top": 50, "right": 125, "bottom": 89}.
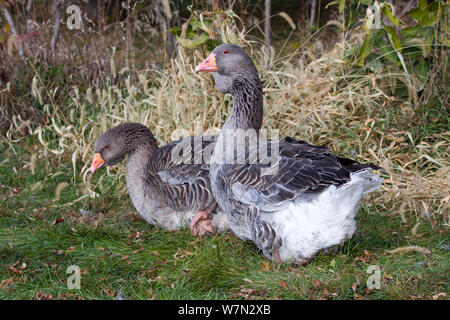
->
{"left": 262, "top": 170, "right": 382, "bottom": 262}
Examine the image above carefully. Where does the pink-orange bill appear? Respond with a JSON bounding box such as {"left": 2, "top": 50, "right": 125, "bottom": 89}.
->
{"left": 90, "top": 152, "right": 105, "bottom": 173}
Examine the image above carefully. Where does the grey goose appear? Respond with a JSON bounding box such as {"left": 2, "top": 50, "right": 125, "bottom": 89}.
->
{"left": 196, "top": 44, "right": 383, "bottom": 264}
{"left": 90, "top": 123, "right": 229, "bottom": 236}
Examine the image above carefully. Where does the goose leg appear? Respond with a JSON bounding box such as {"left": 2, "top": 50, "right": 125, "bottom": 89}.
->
{"left": 271, "top": 248, "right": 282, "bottom": 264}
{"left": 190, "top": 210, "right": 213, "bottom": 236}
{"left": 253, "top": 218, "right": 282, "bottom": 262}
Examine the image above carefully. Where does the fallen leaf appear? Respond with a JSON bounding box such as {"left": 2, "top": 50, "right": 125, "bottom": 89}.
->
{"left": 55, "top": 218, "right": 65, "bottom": 224}
{"left": 353, "top": 293, "right": 368, "bottom": 300}
{"left": 65, "top": 246, "right": 75, "bottom": 256}
{"left": 314, "top": 279, "right": 321, "bottom": 288}
{"left": 8, "top": 266, "right": 22, "bottom": 275}
{"left": 51, "top": 249, "right": 64, "bottom": 255}
{"left": 281, "top": 281, "right": 289, "bottom": 289}
{"left": 154, "top": 275, "right": 168, "bottom": 284}
{"left": 384, "top": 273, "right": 393, "bottom": 280}
{"left": 93, "top": 213, "right": 104, "bottom": 228}
{"left": 386, "top": 246, "right": 430, "bottom": 255}
{"left": 432, "top": 293, "right": 446, "bottom": 300}
{"left": 243, "top": 278, "right": 254, "bottom": 284}
{"left": 329, "top": 259, "right": 336, "bottom": 268}
{"left": 34, "top": 290, "right": 54, "bottom": 300}
{"left": 261, "top": 261, "right": 270, "bottom": 272}
{"left": 147, "top": 288, "right": 154, "bottom": 300}
{"left": 0, "top": 278, "right": 15, "bottom": 288}
{"left": 103, "top": 289, "right": 115, "bottom": 297}
{"left": 173, "top": 249, "right": 193, "bottom": 260}
{"left": 57, "top": 293, "right": 74, "bottom": 300}
{"left": 351, "top": 282, "right": 358, "bottom": 292}
{"left": 133, "top": 247, "right": 145, "bottom": 254}
{"left": 238, "top": 288, "right": 255, "bottom": 298}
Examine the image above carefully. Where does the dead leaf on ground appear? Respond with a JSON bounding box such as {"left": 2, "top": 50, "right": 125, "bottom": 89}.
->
{"left": 154, "top": 275, "right": 168, "bottom": 284}
{"left": 93, "top": 213, "right": 104, "bottom": 228}
{"left": 65, "top": 246, "right": 75, "bottom": 256}
{"left": 133, "top": 247, "right": 145, "bottom": 254}
{"left": 55, "top": 217, "right": 65, "bottom": 224}
{"left": 238, "top": 288, "right": 255, "bottom": 298}
{"left": 0, "top": 278, "right": 15, "bottom": 288}
{"left": 313, "top": 279, "right": 321, "bottom": 288}
{"left": 243, "top": 278, "right": 254, "bottom": 284}
{"left": 103, "top": 289, "right": 115, "bottom": 297}
{"left": 386, "top": 246, "right": 431, "bottom": 255}
{"left": 432, "top": 293, "right": 446, "bottom": 300}
{"left": 353, "top": 293, "right": 368, "bottom": 300}
{"left": 8, "top": 265, "right": 22, "bottom": 275}
{"left": 261, "top": 261, "right": 270, "bottom": 272}
{"left": 173, "top": 249, "right": 194, "bottom": 260}
{"left": 34, "top": 290, "right": 54, "bottom": 300}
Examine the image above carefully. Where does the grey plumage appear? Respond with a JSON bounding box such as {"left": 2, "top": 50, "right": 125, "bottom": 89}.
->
{"left": 93, "top": 123, "right": 228, "bottom": 232}
{"left": 199, "top": 44, "right": 382, "bottom": 264}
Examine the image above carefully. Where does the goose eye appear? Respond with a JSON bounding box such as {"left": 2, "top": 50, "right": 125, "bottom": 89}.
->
{"left": 223, "top": 50, "right": 229, "bottom": 54}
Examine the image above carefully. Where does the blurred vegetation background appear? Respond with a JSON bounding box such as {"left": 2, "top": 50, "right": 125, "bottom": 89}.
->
{"left": 0, "top": 0, "right": 448, "bottom": 300}
{"left": 1, "top": 0, "right": 447, "bottom": 220}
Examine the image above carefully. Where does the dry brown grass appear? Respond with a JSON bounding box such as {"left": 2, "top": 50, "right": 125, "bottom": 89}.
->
{"left": 3, "top": 10, "right": 449, "bottom": 230}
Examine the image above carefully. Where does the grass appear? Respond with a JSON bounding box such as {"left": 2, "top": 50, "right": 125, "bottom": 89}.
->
{"left": 0, "top": 140, "right": 448, "bottom": 300}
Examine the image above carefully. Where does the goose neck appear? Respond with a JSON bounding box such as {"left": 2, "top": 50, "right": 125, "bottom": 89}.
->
{"left": 222, "top": 75, "right": 263, "bottom": 131}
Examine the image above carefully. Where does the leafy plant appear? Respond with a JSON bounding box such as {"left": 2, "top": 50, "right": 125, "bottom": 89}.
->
{"left": 329, "top": 0, "right": 448, "bottom": 95}
{"left": 169, "top": 8, "right": 245, "bottom": 52}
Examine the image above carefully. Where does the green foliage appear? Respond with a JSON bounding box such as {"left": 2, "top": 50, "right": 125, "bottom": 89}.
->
{"left": 169, "top": 9, "right": 241, "bottom": 51}
{"left": 331, "top": 0, "right": 448, "bottom": 97}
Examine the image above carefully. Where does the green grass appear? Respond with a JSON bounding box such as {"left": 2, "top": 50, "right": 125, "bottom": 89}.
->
{"left": 0, "top": 140, "right": 448, "bottom": 300}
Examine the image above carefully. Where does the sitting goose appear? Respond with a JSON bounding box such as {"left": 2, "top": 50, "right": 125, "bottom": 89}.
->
{"left": 90, "top": 122, "right": 228, "bottom": 236}
{"left": 196, "top": 44, "right": 383, "bottom": 264}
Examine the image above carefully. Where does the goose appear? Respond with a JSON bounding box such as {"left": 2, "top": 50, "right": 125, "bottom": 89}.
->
{"left": 90, "top": 122, "right": 228, "bottom": 236}
{"left": 195, "top": 44, "right": 383, "bottom": 264}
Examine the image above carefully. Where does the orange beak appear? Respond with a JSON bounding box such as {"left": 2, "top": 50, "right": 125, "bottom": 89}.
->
{"left": 195, "top": 53, "right": 217, "bottom": 72}
{"left": 90, "top": 153, "right": 105, "bottom": 173}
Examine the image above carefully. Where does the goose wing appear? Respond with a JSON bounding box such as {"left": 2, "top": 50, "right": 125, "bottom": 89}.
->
{"left": 148, "top": 136, "right": 216, "bottom": 186}
{"left": 225, "top": 138, "right": 377, "bottom": 212}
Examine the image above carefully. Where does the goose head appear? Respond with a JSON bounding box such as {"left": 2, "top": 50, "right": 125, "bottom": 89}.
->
{"left": 195, "top": 43, "right": 259, "bottom": 94}
{"left": 196, "top": 44, "right": 263, "bottom": 131}
{"left": 90, "top": 123, "right": 157, "bottom": 173}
